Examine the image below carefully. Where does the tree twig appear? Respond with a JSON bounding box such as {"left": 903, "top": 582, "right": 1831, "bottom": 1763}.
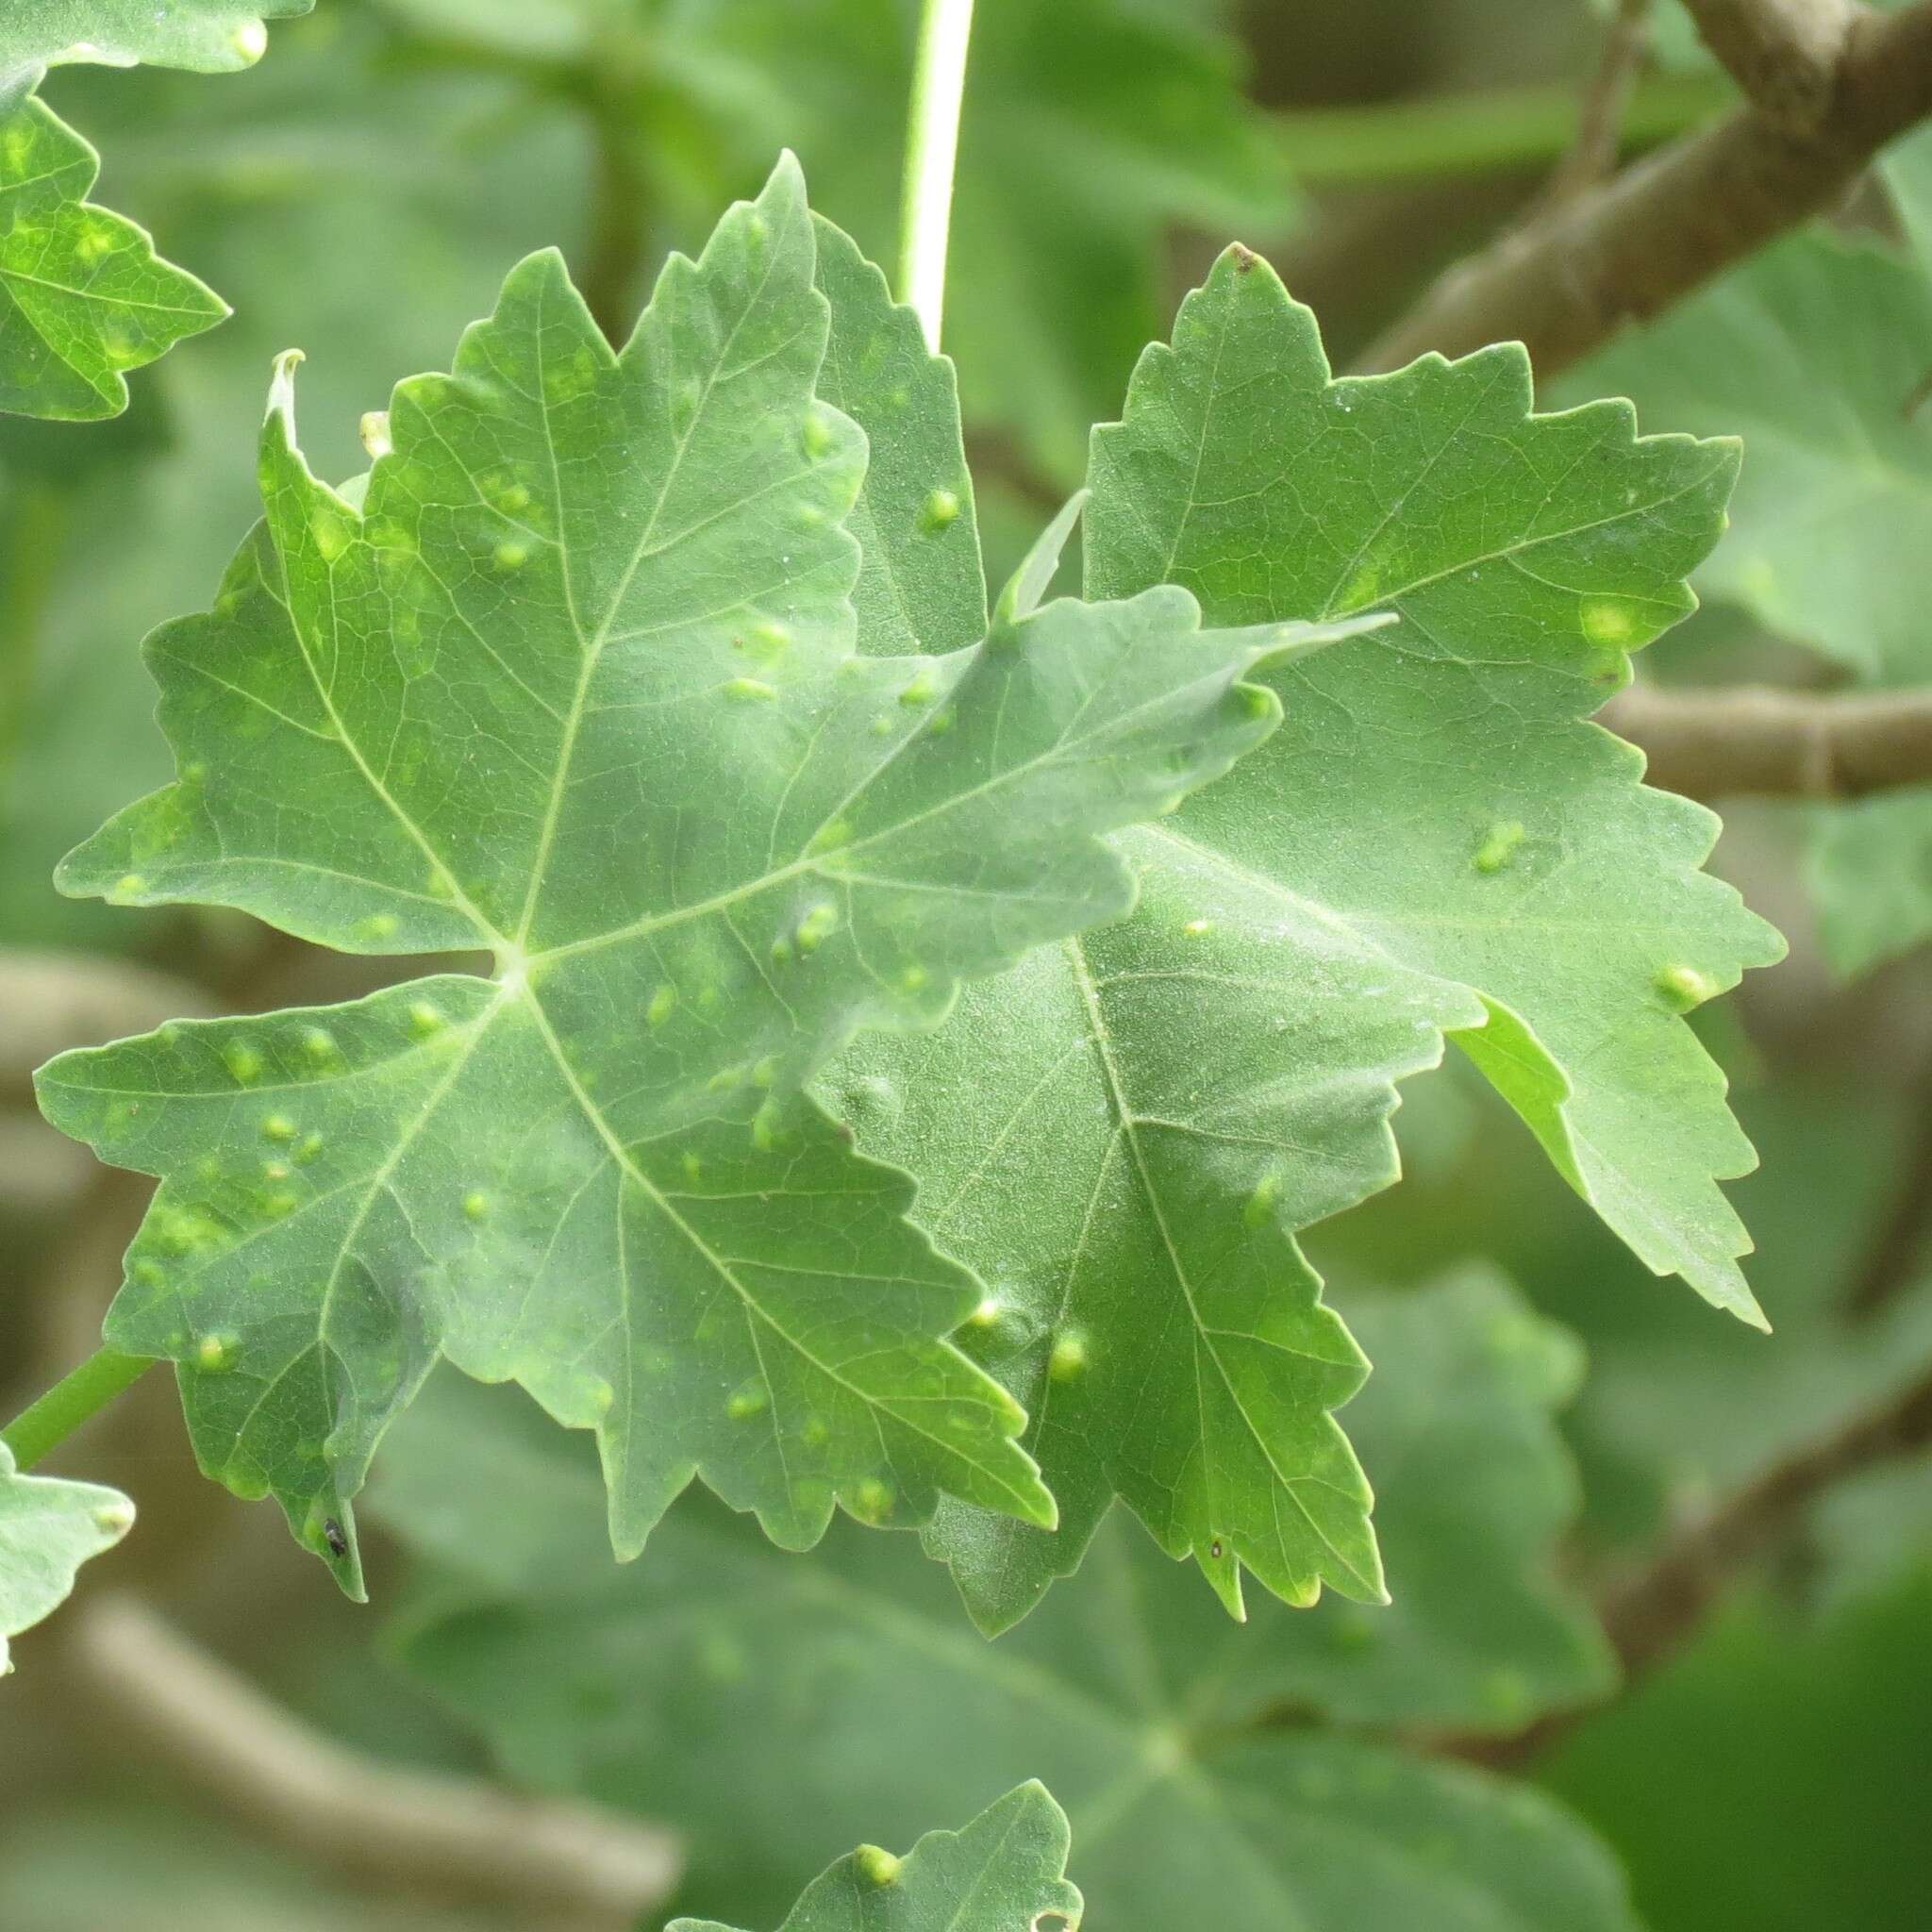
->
{"left": 1602, "top": 681, "right": 1932, "bottom": 801}
{"left": 1683, "top": 0, "right": 1860, "bottom": 133}
{"left": 1357, "top": 0, "right": 1932, "bottom": 378}
{"left": 67, "top": 1593, "right": 683, "bottom": 1930}
{"left": 1455, "top": 1351, "right": 1932, "bottom": 1768}
{"left": 1542, "top": 0, "right": 1656, "bottom": 208}
{"left": 1844, "top": 1074, "right": 1932, "bottom": 1318}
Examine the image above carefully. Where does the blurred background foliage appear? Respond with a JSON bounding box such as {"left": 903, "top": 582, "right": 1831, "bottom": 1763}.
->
{"left": 4, "top": 3, "right": 1931, "bottom": 1928}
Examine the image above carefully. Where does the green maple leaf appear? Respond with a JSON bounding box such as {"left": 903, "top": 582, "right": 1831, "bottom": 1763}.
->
{"left": 1574, "top": 192, "right": 1932, "bottom": 978}
{"left": 36, "top": 162, "right": 1353, "bottom": 1595}
{"left": 374, "top": 1284, "right": 1637, "bottom": 1932}
{"left": 0, "top": 1441, "right": 134, "bottom": 1675}
{"left": 832, "top": 242, "right": 1782, "bottom": 1629}
{"left": 669, "top": 1785, "right": 1082, "bottom": 1932}
{"left": 0, "top": 1, "right": 311, "bottom": 107}
{"left": 0, "top": 97, "right": 225, "bottom": 419}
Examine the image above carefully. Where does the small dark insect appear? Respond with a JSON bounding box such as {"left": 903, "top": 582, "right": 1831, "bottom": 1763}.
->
{"left": 322, "top": 1517, "right": 348, "bottom": 1560}
{"left": 1208, "top": 1539, "right": 1224, "bottom": 1560}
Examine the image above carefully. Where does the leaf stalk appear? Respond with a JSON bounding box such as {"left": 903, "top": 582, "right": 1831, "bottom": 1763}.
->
{"left": 3, "top": 1346, "right": 153, "bottom": 1472}
{"left": 899, "top": 0, "right": 976, "bottom": 351}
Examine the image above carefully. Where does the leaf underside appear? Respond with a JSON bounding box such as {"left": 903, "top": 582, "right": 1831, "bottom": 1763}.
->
{"left": 0, "top": 97, "right": 226, "bottom": 419}
{"left": 0, "top": 1, "right": 311, "bottom": 108}
{"left": 38, "top": 160, "right": 1332, "bottom": 1592}
{"left": 0, "top": 1441, "right": 134, "bottom": 1674}
{"left": 829, "top": 241, "right": 1781, "bottom": 1631}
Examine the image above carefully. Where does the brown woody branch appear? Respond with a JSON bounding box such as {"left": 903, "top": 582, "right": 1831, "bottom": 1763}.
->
{"left": 1542, "top": 0, "right": 1657, "bottom": 207}
{"left": 1358, "top": 0, "right": 1932, "bottom": 377}
{"left": 1458, "top": 1351, "right": 1932, "bottom": 1769}
{"left": 1602, "top": 681, "right": 1932, "bottom": 800}
{"left": 68, "top": 1594, "right": 682, "bottom": 1930}
{"left": 1683, "top": 0, "right": 1860, "bottom": 133}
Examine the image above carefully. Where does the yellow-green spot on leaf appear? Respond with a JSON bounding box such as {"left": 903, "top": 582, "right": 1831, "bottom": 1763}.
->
{"left": 225, "top": 1042, "right": 264, "bottom": 1084}
{"left": 750, "top": 621, "right": 792, "bottom": 656}
{"left": 1244, "top": 1171, "right": 1282, "bottom": 1228}
{"left": 1237, "top": 684, "right": 1274, "bottom": 721}
{"left": 727, "top": 1379, "right": 770, "bottom": 1421}
{"left": 898, "top": 672, "right": 939, "bottom": 707}
{"left": 854, "top": 1479, "right": 892, "bottom": 1524}
{"left": 265, "top": 1191, "right": 298, "bottom": 1220}
{"left": 355, "top": 914, "right": 399, "bottom": 942}
{"left": 771, "top": 936, "right": 795, "bottom": 965}
{"left": 1474, "top": 821, "right": 1526, "bottom": 874}
{"left": 263, "top": 1161, "right": 291, "bottom": 1183}
{"left": 93, "top": 1499, "right": 136, "bottom": 1538}
{"left": 796, "top": 903, "right": 839, "bottom": 954}
{"left": 310, "top": 511, "right": 352, "bottom": 564}
{"left": 1580, "top": 596, "right": 1642, "bottom": 646}
{"left": 1656, "top": 962, "right": 1719, "bottom": 1011}
{"left": 921, "top": 488, "right": 961, "bottom": 531}
{"left": 1335, "top": 566, "right": 1380, "bottom": 613}
{"left": 359, "top": 411, "right": 392, "bottom": 459}
{"left": 408, "top": 1002, "right": 446, "bottom": 1038}
{"left": 231, "top": 20, "right": 270, "bottom": 60}
{"left": 856, "top": 1845, "right": 902, "bottom": 1888}
{"left": 751, "top": 1100, "right": 782, "bottom": 1152}
{"left": 293, "top": 1134, "right": 324, "bottom": 1164}
{"left": 497, "top": 483, "right": 531, "bottom": 514}
{"left": 112, "top": 874, "right": 145, "bottom": 899}
{"left": 725, "top": 676, "right": 776, "bottom": 702}
{"left": 196, "top": 1334, "right": 230, "bottom": 1372}
{"left": 1183, "top": 918, "right": 1212, "bottom": 937}
{"left": 300, "top": 1029, "right": 340, "bottom": 1066}
{"left": 1049, "top": 1330, "right": 1089, "bottom": 1382}
{"left": 680, "top": 1151, "right": 703, "bottom": 1182}
{"left": 494, "top": 541, "right": 529, "bottom": 572}
{"left": 262, "top": 1115, "right": 296, "bottom": 1142}
{"left": 899, "top": 964, "right": 928, "bottom": 993}
{"left": 802, "top": 1416, "right": 829, "bottom": 1447}
{"left": 751, "top": 1057, "right": 779, "bottom": 1089}
{"left": 802, "top": 409, "right": 835, "bottom": 458}
{"left": 927, "top": 708, "right": 955, "bottom": 737}
{"left": 969, "top": 1296, "right": 1003, "bottom": 1328}
{"left": 647, "top": 984, "right": 677, "bottom": 1027}
{"left": 463, "top": 1191, "right": 491, "bottom": 1222}
{"left": 869, "top": 714, "right": 895, "bottom": 737}
{"left": 808, "top": 818, "right": 854, "bottom": 854}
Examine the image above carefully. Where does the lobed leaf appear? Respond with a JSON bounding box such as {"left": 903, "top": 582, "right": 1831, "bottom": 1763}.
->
{"left": 38, "top": 164, "right": 1334, "bottom": 1591}
{"left": 0, "top": 1, "right": 311, "bottom": 108}
{"left": 0, "top": 1440, "right": 134, "bottom": 1675}
{"left": 669, "top": 1784, "right": 1082, "bottom": 1932}
{"left": 0, "top": 97, "right": 225, "bottom": 419}
{"left": 839, "top": 240, "right": 1781, "bottom": 1629}
{"left": 1574, "top": 209, "right": 1932, "bottom": 978}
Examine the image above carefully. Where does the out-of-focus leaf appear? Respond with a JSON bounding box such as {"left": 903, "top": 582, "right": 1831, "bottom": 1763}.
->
{"left": 0, "top": 1440, "right": 133, "bottom": 1675}
{"left": 371, "top": 0, "right": 1291, "bottom": 480}
{"left": 1543, "top": 1567, "right": 1932, "bottom": 1932}
{"left": 375, "top": 1277, "right": 1636, "bottom": 1932}
{"left": 0, "top": 0, "right": 311, "bottom": 108}
{"left": 1572, "top": 217, "right": 1932, "bottom": 975}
